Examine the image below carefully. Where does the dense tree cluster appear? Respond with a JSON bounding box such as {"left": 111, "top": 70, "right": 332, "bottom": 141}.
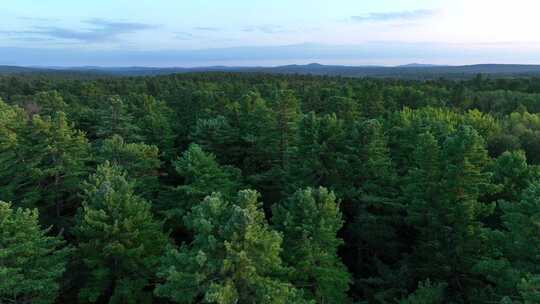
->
{"left": 1, "top": 73, "right": 540, "bottom": 303}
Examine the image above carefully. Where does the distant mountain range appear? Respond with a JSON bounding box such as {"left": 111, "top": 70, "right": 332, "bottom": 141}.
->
{"left": 2, "top": 63, "right": 540, "bottom": 79}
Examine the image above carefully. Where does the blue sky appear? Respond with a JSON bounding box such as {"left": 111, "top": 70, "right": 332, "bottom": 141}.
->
{"left": 1, "top": 0, "right": 540, "bottom": 66}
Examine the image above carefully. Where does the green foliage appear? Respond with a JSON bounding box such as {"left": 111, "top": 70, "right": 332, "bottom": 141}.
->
{"left": 0, "top": 201, "right": 70, "bottom": 304}
{"left": 0, "top": 102, "right": 90, "bottom": 228}
{"left": 12, "top": 90, "right": 69, "bottom": 118}
{"left": 398, "top": 280, "right": 447, "bottom": 304}
{"left": 478, "top": 183, "right": 540, "bottom": 303}
{"left": 404, "top": 126, "right": 496, "bottom": 302}
{"left": 76, "top": 164, "right": 168, "bottom": 304}
{"left": 343, "top": 119, "right": 403, "bottom": 302}
{"left": 2, "top": 73, "right": 540, "bottom": 304}
{"left": 94, "top": 96, "right": 141, "bottom": 142}
{"left": 272, "top": 90, "right": 301, "bottom": 169}
{"left": 95, "top": 135, "right": 161, "bottom": 199}
{"left": 489, "top": 150, "right": 540, "bottom": 203}
{"left": 273, "top": 187, "right": 350, "bottom": 303}
{"left": 126, "top": 93, "right": 176, "bottom": 158}
{"left": 161, "top": 144, "right": 241, "bottom": 233}
{"left": 287, "top": 112, "right": 347, "bottom": 192}
{"left": 518, "top": 276, "right": 540, "bottom": 304}
{"left": 231, "top": 91, "right": 278, "bottom": 179}
{"left": 156, "top": 190, "right": 306, "bottom": 304}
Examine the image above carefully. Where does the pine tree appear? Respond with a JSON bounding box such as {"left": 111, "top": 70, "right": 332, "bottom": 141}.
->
{"left": 272, "top": 187, "right": 351, "bottom": 303}
{"left": 156, "top": 190, "right": 307, "bottom": 304}
{"left": 287, "top": 112, "right": 347, "bottom": 192}
{"left": 94, "top": 95, "right": 141, "bottom": 142}
{"left": 126, "top": 93, "right": 176, "bottom": 159}
{"left": 234, "top": 91, "right": 277, "bottom": 176}
{"left": 325, "top": 96, "right": 360, "bottom": 122}
{"left": 475, "top": 182, "right": 540, "bottom": 303}
{"left": 0, "top": 99, "right": 26, "bottom": 199}
{"left": 95, "top": 135, "right": 161, "bottom": 200}
{"left": 0, "top": 107, "right": 90, "bottom": 229}
{"left": 489, "top": 150, "right": 539, "bottom": 203}
{"left": 398, "top": 280, "right": 447, "bottom": 304}
{"left": 344, "top": 119, "right": 404, "bottom": 302}
{"left": 191, "top": 115, "right": 239, "bottom": 165}
{"left": 272, "top": 90, "right": 301, "bottom": 170}
{"left": 161, "top": 144, "right": 242, "bottom": 234}
{"left": 12, "top": 90, "right": 68, "bottom": 118}
{"left": 518, "top": 276, "right": 540, "bottom": 304}
{"left": 0, "top": 201, "right": 71, "bottom": 304}
{"left": 405, "top": 126, "right": 496, "bottom": 302}
{"left": 76, "top": 163, "right": 168, "bottom": 304}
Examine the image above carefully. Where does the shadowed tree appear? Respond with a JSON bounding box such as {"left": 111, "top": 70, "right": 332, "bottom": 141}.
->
{"left": 273, "top": 187, "right": 350, "bottom": 303}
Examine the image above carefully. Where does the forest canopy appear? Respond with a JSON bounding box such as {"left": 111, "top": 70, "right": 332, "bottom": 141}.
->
{"left": 1, "top": 73, "right": 540, "bottom": 303}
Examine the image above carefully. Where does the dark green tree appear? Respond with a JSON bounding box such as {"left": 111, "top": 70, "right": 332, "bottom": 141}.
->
{"left": 156, "top": 190, "right": 307, "bottom": 304}
{"left": 95, "top": 135, "right": 161, "bottom": 199}
{"left": 287, "top": 112, "right": 347, "bottom": 192}
{"left": 76, "top": 164, "right": 168, "bottom": 304}
{"left": 0, "top": 104, "right": 90, "bottom": 229}
{"left": 272, "top": 187, "right": 350, "bottom": 303}
{"left": 272, "top": 90, "right": 301, "bottom": 169}
{"left": 489, "top": 150, "right": 540, "bottom": 203}
{"left": 161, "top": 144, "right": 241, "bottom": 234}
{"left": 404, "top": 126, "right": 496, "bottom": 302}
{"left": 0, "top": 201, "right": 71, "bottom": 304}
{"left": 398, "top": 280, "right": 447, "bottom": 304}
{"left": 126, "top": 93, "right": 176, "bottom": 158}
{"left": 344, "top": 119, "right": 404, "bottom": 302}
{"left": 94, "top": 96, "right": 141, "bottom": 142}
{"left": 475, "top": 182, "right": 540, "bottom": 303}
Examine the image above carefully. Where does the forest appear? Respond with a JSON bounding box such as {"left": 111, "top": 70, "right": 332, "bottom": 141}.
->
{"left": 0, "top": 72, "right": 539, "bottom": 304}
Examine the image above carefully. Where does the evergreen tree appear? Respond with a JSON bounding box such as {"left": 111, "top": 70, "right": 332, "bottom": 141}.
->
{"left": 76, "top": 164, "right": 168, "bottom": 304}
{"left": 0, "top": 100, "right": 26, "bottom": 197}
{"left": 475, "top": 182, "right": 540, "bottom": 303}
{"left": 0, "top": 107, "right": 90, "bottom": 229}
{"left": 126, "top": 93, "right": 176, "bottom": 159}
{"left": 517, "top": 276, "right": 540, "bottom": 304}
{"left": 95, "top": 135, "right": 161, "bottom": 200}
{"left": 161, "top": 144, "right": 241, "bottom": 234}
{"left": 325, "top": 96, "right": 360, "bottom": 122}
{"left": 344, "top": 119, "right": 404, "bottom": 302}
{"left": 287, "top": 112, "right": 347, "bottom": 192}
{"left": 398, "top": 280, "right": 447, "bottom": 304}
{"left": 156, "top": 190, "right": 306, "bottom": 304}
{"left": 0, "top": 201, "right": 70, "bottom": 304}
{"left": 489, "top": 150, "right": 540, "bottom": 203}
{"left": 272, "top": 187, "right": 350, "bottom": 303}
{"left": 14, "top": 90, "right": 68, "bottom": 118}
{"left": 271, "top": 90, "right": 301, "bottom": 170}
{"left": 191, "top": 115, "right": 239, "bottom": 165}
{"left": 405, "top": 126, "right": 496, "bottom": 302}
{"left": 94, "top": 96, "right": 141, "bottom": 142}
{"left": 234, "top": 91, "right": 277, "bottom": 176}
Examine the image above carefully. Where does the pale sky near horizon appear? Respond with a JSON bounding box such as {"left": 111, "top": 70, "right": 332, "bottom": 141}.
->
{"left": 1, "top": 0, "right": 540, "bottom": 66}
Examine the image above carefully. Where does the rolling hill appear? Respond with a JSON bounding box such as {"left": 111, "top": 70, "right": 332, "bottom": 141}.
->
{"left": 2, "top": 63, "right": 540, "bottom": 79}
